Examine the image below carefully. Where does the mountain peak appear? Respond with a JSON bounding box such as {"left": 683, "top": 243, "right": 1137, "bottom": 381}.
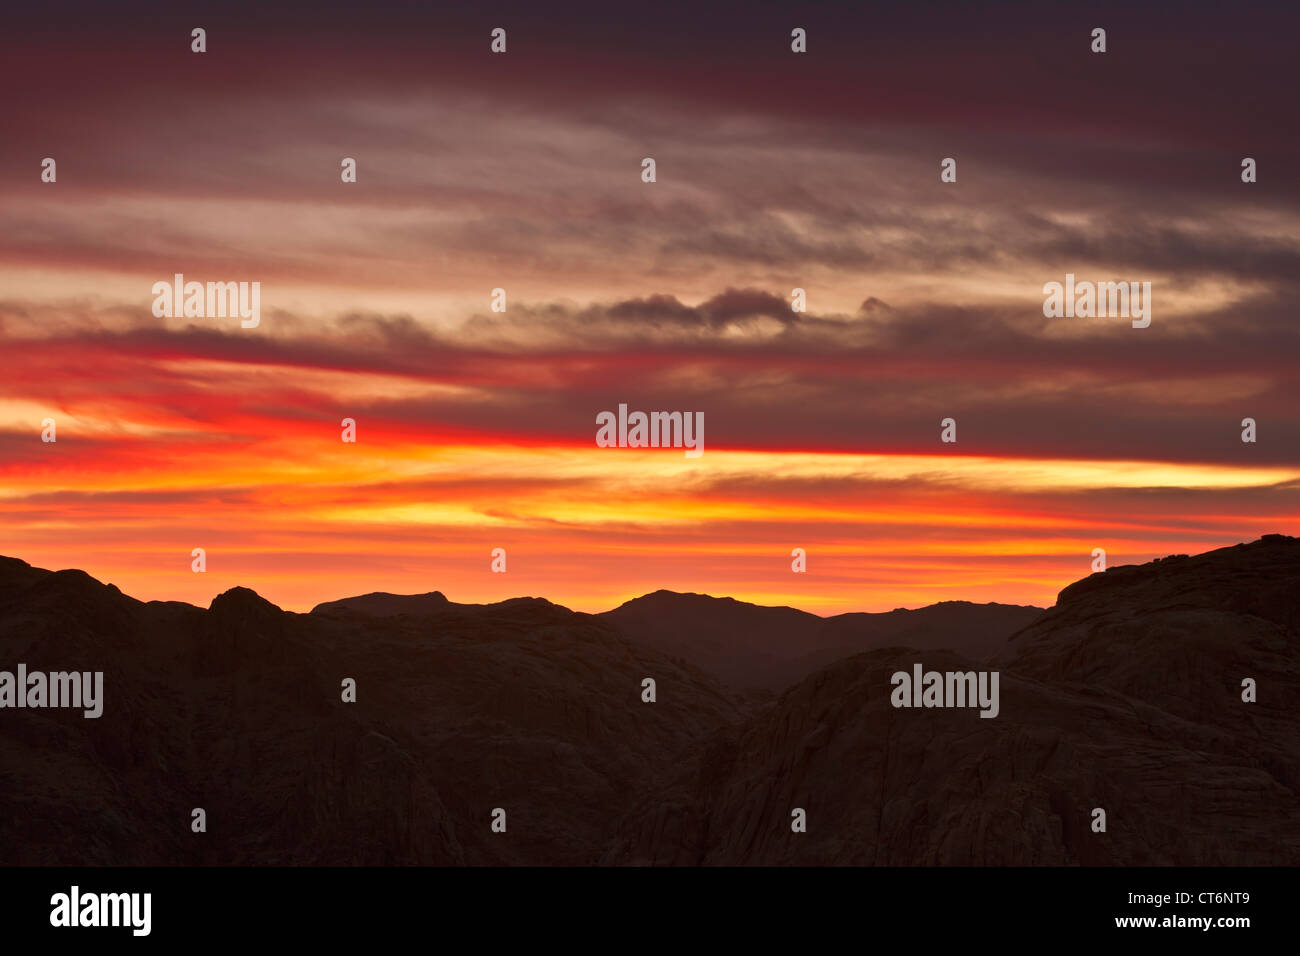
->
{"left": 209, "top": 586, "right": 283, "bottom": 617}
{"left": 0, "top": 555, "right": 32, "bottom": 574}
{"left": 610, "top": 589, "right": 804, "bottom": 615}
{"left": 1056, "top": 533, "right": 1300, "bottom": 609}
{"left": 310, "top": 590, "right": 450, "bottom": 617}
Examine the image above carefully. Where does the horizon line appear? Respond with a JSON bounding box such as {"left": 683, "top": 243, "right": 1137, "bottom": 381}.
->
{"left": 4, "top": 533, "right": 1292, "bottom": 619}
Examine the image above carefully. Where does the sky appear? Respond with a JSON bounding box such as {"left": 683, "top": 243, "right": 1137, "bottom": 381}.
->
{"left": 0, "top": 0, "right": 1297, "bottom": 614}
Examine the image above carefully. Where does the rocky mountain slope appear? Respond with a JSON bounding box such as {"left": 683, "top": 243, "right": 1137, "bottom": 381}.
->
{"left": 603, "top": 535, "right": 1300, "bottom": 864}
{"left": 2, "top": 535, "right": 1296, "bottom": 865}
{"left": 599, "top": 591, "right": 1043, "bottom": 691}
{"left": 0, "top": 565, "right": 740, "bottom": 865}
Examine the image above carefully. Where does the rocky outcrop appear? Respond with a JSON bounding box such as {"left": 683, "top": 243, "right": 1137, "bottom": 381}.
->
{"left": 604, "top": 535, "right": 1300, "bottom": 865}
{"left": 601, "top": 591, "right": 1043, "bottom": 691}
{"left": 2, "top": 535, "right": 1296, "bottom": 866}
{"left": 0, "top": 559, "right": 743, "bottom": 865}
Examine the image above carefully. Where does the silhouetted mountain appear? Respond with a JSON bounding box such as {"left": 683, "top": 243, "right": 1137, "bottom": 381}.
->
{"left": 0, "top": 563, "right": 741, "bottom": 865}
{"left": 1, "top": 535, "right": 1296, "bottom": 865}
{"left": 313, "top": 590, "right": 494, "bottom": 617}
{"left": 603, "top": 535, "right": 1300, "bottom": 865}
{"left": 600, "top": 591, "right": 1043, "bottom": 691}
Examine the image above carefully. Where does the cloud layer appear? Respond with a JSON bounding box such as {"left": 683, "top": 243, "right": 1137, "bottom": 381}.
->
{"left": 1, "top": 0, "right": 1296, "bottom": 611}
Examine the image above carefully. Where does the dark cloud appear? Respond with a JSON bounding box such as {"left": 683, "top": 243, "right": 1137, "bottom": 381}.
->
{"left": 4, "top": 280, "right": 1295, "bottom": 468}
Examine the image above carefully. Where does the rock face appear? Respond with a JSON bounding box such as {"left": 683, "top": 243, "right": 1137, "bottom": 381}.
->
{"left": 600, "top": 591, "right": 1043, "bottom": 691}
{"left": 603, "top": 535, "right": 1300, "bottom": 865}
{"left": 0, "top": 568, "right": 741, "bottom": 865}
{"left": 1, "top": 535, "right": 1296, "bottom": 865}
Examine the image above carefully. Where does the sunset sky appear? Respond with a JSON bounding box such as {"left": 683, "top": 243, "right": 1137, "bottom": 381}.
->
{"left": 1, "top": 1, "right": 1297, "bottom": 614}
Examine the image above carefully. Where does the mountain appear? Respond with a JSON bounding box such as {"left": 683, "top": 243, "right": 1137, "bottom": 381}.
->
{"left": 602, "top": 535, "right": 1300, "bottom": 865}
{"left": 312, "top": 590, "right": 452, "bottom": 617}
{"left": 1, "top": 534, "right": 1297, "bottom": 865}
{"left": 599, "top": 591, "right": 1043, "bottom": 691}
{"left": 0, "top": 565, "right": 742, "bottom": 865}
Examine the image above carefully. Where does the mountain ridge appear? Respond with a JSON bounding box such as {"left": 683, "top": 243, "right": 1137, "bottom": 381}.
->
{"left": 1, "top": 534, "right": 1295, "bottom": 865}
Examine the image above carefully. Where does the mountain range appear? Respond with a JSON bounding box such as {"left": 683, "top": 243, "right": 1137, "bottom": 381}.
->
{"left": 1, "top": 534, "right": 1296, "bottom": 865}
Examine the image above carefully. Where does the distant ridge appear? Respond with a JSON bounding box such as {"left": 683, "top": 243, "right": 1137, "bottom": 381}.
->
{"left": 311, "top": 590, "right": 451, "bottom": 617}
{"left": 604, "top": 534, "right": 1300, "bottom": 865}
{"left": 0, "top": 534, "right": 1296, "bottom": 865}
{"left": 310, "top": 584, "right": 1044, "bottom": 691}
{"left": 598, "top": 590, "right": 1043, "bottom": 691}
